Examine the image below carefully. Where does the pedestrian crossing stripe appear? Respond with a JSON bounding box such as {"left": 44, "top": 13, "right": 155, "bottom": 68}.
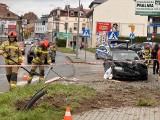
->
{"left": 108, "top": 32, "right": 118, "bottom": 40}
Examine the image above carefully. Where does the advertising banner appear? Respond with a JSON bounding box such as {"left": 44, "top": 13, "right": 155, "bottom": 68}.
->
{"left": 96, "top": 22, "right": 111, "bottom": 32}
{"left": 135, "top": 0, "right": 160, "bottom": 15}
{"left": 8, "top": 21, "right": 16, "bottom": 29}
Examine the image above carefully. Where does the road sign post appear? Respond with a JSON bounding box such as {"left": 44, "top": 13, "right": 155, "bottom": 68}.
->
{"left": 130, "top": 33, "right": 134, "bottom": 45}
{"left": 82, "top": 29, "right": 90, "bottom": 62}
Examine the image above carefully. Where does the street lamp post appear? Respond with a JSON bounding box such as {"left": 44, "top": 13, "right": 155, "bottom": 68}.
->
{"left": 17, "top": 11, "right": 24, "bottom": 41}
{"left": 50, "top": 5, "right": 57, "bottom": 42}
{"left": 76, "top": 0, "right": 81, "bottom": 58}
{"left": 66, "top": 0, "right": 69, "bottom": 48}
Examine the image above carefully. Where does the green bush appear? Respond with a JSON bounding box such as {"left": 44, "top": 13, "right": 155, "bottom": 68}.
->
{"left": 118, "top": 36, "right": 160, "bottom": 43}
{"left": 56, "top": 39, "right": 66, "bottom": 47}
{"left": 137, "top": 98, "right": 157, "bottom": 107}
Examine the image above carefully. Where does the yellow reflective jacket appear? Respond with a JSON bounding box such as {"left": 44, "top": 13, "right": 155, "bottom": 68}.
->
{"left": 50, "top": 43, "right": 57, "bottom": 51}
{"left": 32, "top": 45, "right": 51, "bottom": 64}
{"left": 143, "top": 48, "right": 151, "bottom": 59}
{"left": 0, "top": 40, "right": 22, "bottom": 65}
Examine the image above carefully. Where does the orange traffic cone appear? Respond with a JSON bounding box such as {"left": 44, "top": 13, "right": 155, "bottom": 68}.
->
{"left": 64, "top": 107, "right": 72, "bottom": 120}
{"left": 23, "top": 75, "right": 28, "bottom": 81}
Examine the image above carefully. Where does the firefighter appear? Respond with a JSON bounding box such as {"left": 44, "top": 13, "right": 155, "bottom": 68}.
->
{"left": 151, "top": 44, "right": 159, "bottom": 74}
{"left": 0, "top": 31, "right": 22, "bottom": 90}
{"left": 143, "top": 45, "right": 151, "bottom": 67}
{"left": 28, "top": 39, "right": 51, "bottom": 84}
{"left": 50, "top": 42, "right": 57, "bottom": 54}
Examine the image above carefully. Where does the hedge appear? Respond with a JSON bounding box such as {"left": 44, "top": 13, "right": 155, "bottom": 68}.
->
{"left": 56, "top": 39, "right": 66, "bottom": 47}
{"left": 118, "top": 36, "right": 160, "bottom": 43}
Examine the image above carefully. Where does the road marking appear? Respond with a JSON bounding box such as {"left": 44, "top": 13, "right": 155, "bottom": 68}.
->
{"left": 17, "top": 76, "right": 39, "bottom": 86}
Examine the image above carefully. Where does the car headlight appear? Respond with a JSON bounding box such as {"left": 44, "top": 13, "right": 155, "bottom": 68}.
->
{"left": 114, "top": 67, "right": 123, "bottom": 70}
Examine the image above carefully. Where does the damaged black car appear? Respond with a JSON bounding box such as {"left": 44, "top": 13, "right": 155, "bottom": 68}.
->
{"left": 103, "top": 50, "right": 148, "bottom": 80}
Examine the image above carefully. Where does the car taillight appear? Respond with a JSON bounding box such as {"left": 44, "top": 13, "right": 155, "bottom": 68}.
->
{"left": 27, "top": 52, "right": 30, "bottom": 56}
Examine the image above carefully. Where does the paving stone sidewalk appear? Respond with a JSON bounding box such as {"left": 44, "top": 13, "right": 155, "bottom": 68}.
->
{"left": 73, "top": 107, "right": 160, "bottom": 120}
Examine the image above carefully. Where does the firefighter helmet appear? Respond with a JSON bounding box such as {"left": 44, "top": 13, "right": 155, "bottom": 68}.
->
{"left": 8, "top": 31, "right": 17, "bottom": 38}
{"left": 145, "top": 45, "right": 150, "bottom": 49}
{"left": 41, "top": 40, "right": 49, "bottom": 47}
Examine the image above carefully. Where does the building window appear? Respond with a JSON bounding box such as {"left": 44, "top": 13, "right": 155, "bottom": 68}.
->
{"left": 7, "top": 13, "right": 10, "bottom": 17}
{"left": 153, "top": 26, "right": 157, "bottom": 33}
{"left": 82, "top": 23, "right": 86, "bottom": 30}
{"left": 70, "top": 11, "right": 75, "bottom": 16}
{"left": 74, "top": 23, "right": 78, "bottom": 31}
{"left": 64, "top": 23, "right": 68, "bottom": 30}
{"left": 80, "top": 11, "right": 84, "bottom": 16}
{"left": 56, "top": 23, "right": 59, "bottom": 32}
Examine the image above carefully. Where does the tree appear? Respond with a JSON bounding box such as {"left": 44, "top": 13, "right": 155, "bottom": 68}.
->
{"left": 23, "top": 12, "right": 38, "bottom": 23}
{"left": 24, "top": 29, "right": 31, "bottom": 39}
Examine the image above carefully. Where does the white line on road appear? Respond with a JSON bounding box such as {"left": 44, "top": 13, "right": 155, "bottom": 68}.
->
{"left": 17, "top": 77, "right": 39, "bottom": 86}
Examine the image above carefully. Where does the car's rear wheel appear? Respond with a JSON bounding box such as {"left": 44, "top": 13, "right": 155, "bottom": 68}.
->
{"left": 95, "top": 54, "right": 100, "bottom": 60}
{"left": 22, "top": 52, "right": 25, "bottom": 55}
{"left": 52, "top": 59, "right": 55, "bottom": 63}
{"left": 27, "top": 57, "right": 31, "bottom": 64}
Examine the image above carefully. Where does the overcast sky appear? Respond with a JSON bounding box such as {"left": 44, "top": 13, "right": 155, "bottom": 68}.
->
{"left": 0, "top": 0, "right": 93, "bottom": 18}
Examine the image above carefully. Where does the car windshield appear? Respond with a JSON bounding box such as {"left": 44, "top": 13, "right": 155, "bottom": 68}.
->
{"left": 113, "top": 52, "right": 140, "bottom": 61}
{"left": 110, "top": 42, "right": 128, "bottom": 49}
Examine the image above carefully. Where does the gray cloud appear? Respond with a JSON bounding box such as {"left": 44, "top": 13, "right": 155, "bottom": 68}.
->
{"left": 0, "top": 0, "right": 93, "bottom": 17}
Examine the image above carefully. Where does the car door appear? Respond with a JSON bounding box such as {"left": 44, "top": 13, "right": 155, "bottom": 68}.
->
{"left": 95, "top": 46, "right": 101, "bottom": 59}
{"left": 100, "top": 46, "right": 108, "bottom": 59}
{"left": 103, "top": 51, "right": 112, "bottom": 71}
{"left": 96, "top": 46, "right": 105, "bottom": 59}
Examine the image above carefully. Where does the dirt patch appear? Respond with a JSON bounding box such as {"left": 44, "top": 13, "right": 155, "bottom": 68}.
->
{"left": 15, "top": 82, "right": 160, "bottom": 114}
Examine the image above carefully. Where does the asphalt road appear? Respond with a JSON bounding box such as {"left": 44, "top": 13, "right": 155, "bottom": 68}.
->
{"left": 0, "top": 45, "right": 74, "bottom": 92}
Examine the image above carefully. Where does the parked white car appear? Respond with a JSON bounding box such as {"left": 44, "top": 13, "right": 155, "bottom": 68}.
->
{"left": 24, "top": 39, "right": 34, "bottom": 45}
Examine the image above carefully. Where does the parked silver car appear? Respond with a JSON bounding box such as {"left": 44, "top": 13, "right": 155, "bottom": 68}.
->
{"left": 24, "top": 39, "right": 34, "bottom": 45}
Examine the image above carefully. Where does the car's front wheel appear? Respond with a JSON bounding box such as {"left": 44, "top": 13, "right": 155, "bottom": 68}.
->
{"left": 95, "top": 54, "right": 100, "bottom": 60}
{"left": 140, "top": 75, "right": 148, "bottom": 80}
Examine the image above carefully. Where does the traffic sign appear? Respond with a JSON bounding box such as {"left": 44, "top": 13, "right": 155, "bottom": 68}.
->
{"left": 57, "top": 33, "right": 72, "bottom": 39}
{"left": 82, "top": 29, "right": 90, "bottom": 38}
{"left": 108, "top": 32, "right": 118, "bottom": 40}
{"left": 130, "top": 33, "right": 134, "bottom": 39}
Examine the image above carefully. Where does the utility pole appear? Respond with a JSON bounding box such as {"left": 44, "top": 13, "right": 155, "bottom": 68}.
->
{"left": 52, "top": 12, "right": 55, "bottom": 42}
{"left": 66, "top": 0, "right": 69, "bottom": 48}
{"left": 76, "top": 0, "right": 80, "bottom": 58}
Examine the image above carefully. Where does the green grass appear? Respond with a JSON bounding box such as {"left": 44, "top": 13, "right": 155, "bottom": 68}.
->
{"left": 84, "top": 48, "right": 96, "bottom": 53}
{"left": 57, "top": 47, "right": 76, "bottom": 54}
{"left": 0, "top": 83, "right": 96, "bottom": 120}
{"left": 136, "top": 98, "right": 157, "bottom": 107}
